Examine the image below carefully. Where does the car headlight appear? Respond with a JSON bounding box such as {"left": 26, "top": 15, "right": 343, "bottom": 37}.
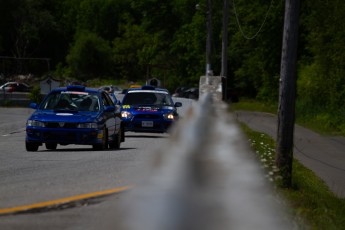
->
{"left": 27, "top": 120, "right": 45, "bottom": 127}
{"left": 163, "top": 113, "right": 174, "bottom": 120}
{"left": 77, "top": 122, "right": 98, "bottom": 129}
{"left": 121, "top": 111, "right": 132, "bottom": 119}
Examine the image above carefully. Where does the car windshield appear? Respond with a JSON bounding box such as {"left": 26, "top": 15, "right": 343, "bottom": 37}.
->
{"left": 39, "top": 91, "right": 100, "bottom": 112}
{"left": 122, "top": 92, "right": 174, "bottom": 106}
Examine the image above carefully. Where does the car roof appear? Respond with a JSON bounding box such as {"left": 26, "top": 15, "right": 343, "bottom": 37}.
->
{"left": 51, "top": 85, "right": 101, "bottom": 94}
{"left": 126, "top": 85, "right": 169, "bottom": 94}
{"left": 1, "top": 82, "right": 19, "bottom": 85}
{"left": 1, "top": 82, "right": 30, "bottom": 87}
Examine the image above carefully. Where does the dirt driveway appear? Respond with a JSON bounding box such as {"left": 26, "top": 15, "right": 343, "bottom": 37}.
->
{"left": 235, "top": 110, "right": 345, "bottom": 198}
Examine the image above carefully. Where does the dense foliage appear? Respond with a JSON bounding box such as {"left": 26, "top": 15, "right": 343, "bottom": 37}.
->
{"left": 0, "top": 0, "right": 344, "bottom": 131}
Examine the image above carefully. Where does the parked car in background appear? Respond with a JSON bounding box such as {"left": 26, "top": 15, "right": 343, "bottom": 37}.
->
{"left": 0, "top": 82, "right": 32, "bottom": 92}
{"left": 172, "top": 86, "right": 191, "bottom": 97}
{"left": 119, "top": 84, "right": 141, "bottom": 95}
{"left": 25, "top": 85, "right": 124, "bottom": 151}
{"left": 121, "top": 85, "right": 182, "bottom": 133}
{"left": 172, "top": 86, "right": 199, "bottom": 99}
{"left": 129, "top": 84, "right": 141, "bottom": 89}
{"left": 99, "top": 85, "right": 123, "bottom": 94}
{"left": 182, "top": 87, "right": 199, "bottom": 99}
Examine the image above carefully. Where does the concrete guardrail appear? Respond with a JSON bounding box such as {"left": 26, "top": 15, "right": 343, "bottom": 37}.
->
{"left": 111, "top": 76, "right": 297, "bottom": 230}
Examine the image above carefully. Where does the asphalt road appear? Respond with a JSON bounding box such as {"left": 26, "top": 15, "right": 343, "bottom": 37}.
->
{"left": 0, "top": 108, "right": 166, "bottom": 229}
{"left": 0, "top": 97, "right": 195, "bottom": 230}
{"left": 235, "top": 110, "right": 345, "bottom": 198}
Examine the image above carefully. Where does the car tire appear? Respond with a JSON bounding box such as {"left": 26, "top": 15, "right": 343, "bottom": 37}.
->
{"left": 121, "top": 125, "right": 125, "bottom": 142}
{"left": 109, "top": 127, "right": 121, "bottom": 149}
{"left": 93, "top": 127, "right": 108, "bottom": 151}
{"left": 26, "top": 142, "right": 39, "bottom": 152}
{"left": 45, "top": 143, "right": 57, "bottom": 150}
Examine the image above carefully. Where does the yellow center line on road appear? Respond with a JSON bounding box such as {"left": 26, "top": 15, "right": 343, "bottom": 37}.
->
{"left": 0, "top": 185, "right": 133, "bottom": 215}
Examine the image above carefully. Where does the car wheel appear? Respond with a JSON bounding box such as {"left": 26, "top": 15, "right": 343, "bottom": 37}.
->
{"left": 26, "top": 142, "right": 39, "bottom": 152}
{"left": 121, "top": 125, "right": 125, "bottom": 142}
{"left": 93, "top": 127, "right": 108, "bottom": 150}
{"left": 109, "top": 127, "right": 121, "bottom": 149}
{"left": 45, "top": 143, "right": 57, "bottom": 150}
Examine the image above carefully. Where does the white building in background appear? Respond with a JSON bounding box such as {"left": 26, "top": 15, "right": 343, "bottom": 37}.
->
{"left": 40, "top": 77, "right": 60, "bottom": 94}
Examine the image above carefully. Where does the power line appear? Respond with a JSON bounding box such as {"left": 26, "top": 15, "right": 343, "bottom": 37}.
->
{"left": 232, "top": 0, "right": 275, "bottom": 40}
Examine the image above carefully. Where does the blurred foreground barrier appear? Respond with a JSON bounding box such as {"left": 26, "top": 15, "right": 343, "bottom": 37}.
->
{"left": 115, "top": 92, "right": 297, "bottom": 230}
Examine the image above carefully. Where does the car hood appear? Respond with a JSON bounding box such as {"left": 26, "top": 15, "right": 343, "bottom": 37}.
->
{"left": 29, "top": 110, "right": 98, "bottom": 123}
{"left": 124, "top": 105, "right": 176, "bottom": 113}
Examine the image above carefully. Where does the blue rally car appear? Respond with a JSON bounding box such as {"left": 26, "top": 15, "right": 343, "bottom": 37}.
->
{"left": 121, "top": 86, "right": 182, "bottom": 133}
{"left": 25, "top": 85, "right": 124, "bottom": 151}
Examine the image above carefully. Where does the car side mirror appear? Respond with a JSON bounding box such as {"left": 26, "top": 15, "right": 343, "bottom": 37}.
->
{"left": 114, "top": 104, "right": 122, "bottom": 113}
{"left": 174, "top": 102, "right": 182, "bottom": 107}
{"left": 29, "top": 102, "right": 38, "bottom": 109}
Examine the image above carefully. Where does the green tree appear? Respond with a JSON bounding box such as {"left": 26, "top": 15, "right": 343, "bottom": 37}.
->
{"left": 228, "top": 0, "right": 284, "bottom": 101}
{"left": 296, "top": 0, "right": 345, "bottom": 132}
{"left": 112, "top": 23, "right": 147, "bottom": 82}
{"left": 66, "top": 31, "right": 113, "bottom": 81}
{"left": 77, "top": 0, "right": 131, "bottom": 41}
{"left": 0, "top": 0, "right": 68, "bottom": 75}
{"left": 299, "top": 0, "right": 345, "bottom": 109}
{"left": 170, "top": 11, "right": 205, "bottom": 87}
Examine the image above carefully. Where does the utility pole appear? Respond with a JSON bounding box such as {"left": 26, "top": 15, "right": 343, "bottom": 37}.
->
{"left": 276, "top": 0, "right": 300, "bottom": 187}
{"left": 221, "top": 0, "right": 229, "bottom": 100}
{"left": 206, "top": 0, "right": 213, "bottom": 82}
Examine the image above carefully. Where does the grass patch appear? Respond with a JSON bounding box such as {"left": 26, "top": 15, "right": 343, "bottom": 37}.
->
{"left": 240, "top": 124, "right": 345, "bottom": 229}
{"left": 296, "top": 111, "right": 345, "bottom": 136}
{"left": 230, "top": 98, "right": 277, "bottom": 114}
{"left": 231, "top": 99, "right": 344, "bottom": 136}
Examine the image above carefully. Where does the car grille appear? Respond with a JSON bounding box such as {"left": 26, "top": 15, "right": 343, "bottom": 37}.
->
{"left": 45, "top": 122, "right": 78, "bottom": 129}
{"left": 133, "top": 123, "right": 162, "bottom": 129}
{"left": 134, "top": 114, "right": 161, "bottom": 119}
{"left": 43, "top": 132, "right": 77, "bottom": 140}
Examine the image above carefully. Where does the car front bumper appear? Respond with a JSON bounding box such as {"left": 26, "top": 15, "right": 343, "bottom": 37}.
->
{"left": 122, "top": 119, "right": 173, "bottom": 133}
{"left": 26, "top": 127, "right": 104, "bottom": 145}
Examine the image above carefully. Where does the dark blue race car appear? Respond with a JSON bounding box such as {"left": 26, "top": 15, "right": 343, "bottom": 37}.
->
{"left": 120, "top": 86, "right": 182, "bottom": 133}
{"left": 25, "top": 85, "right": 124, "bottom": 151}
